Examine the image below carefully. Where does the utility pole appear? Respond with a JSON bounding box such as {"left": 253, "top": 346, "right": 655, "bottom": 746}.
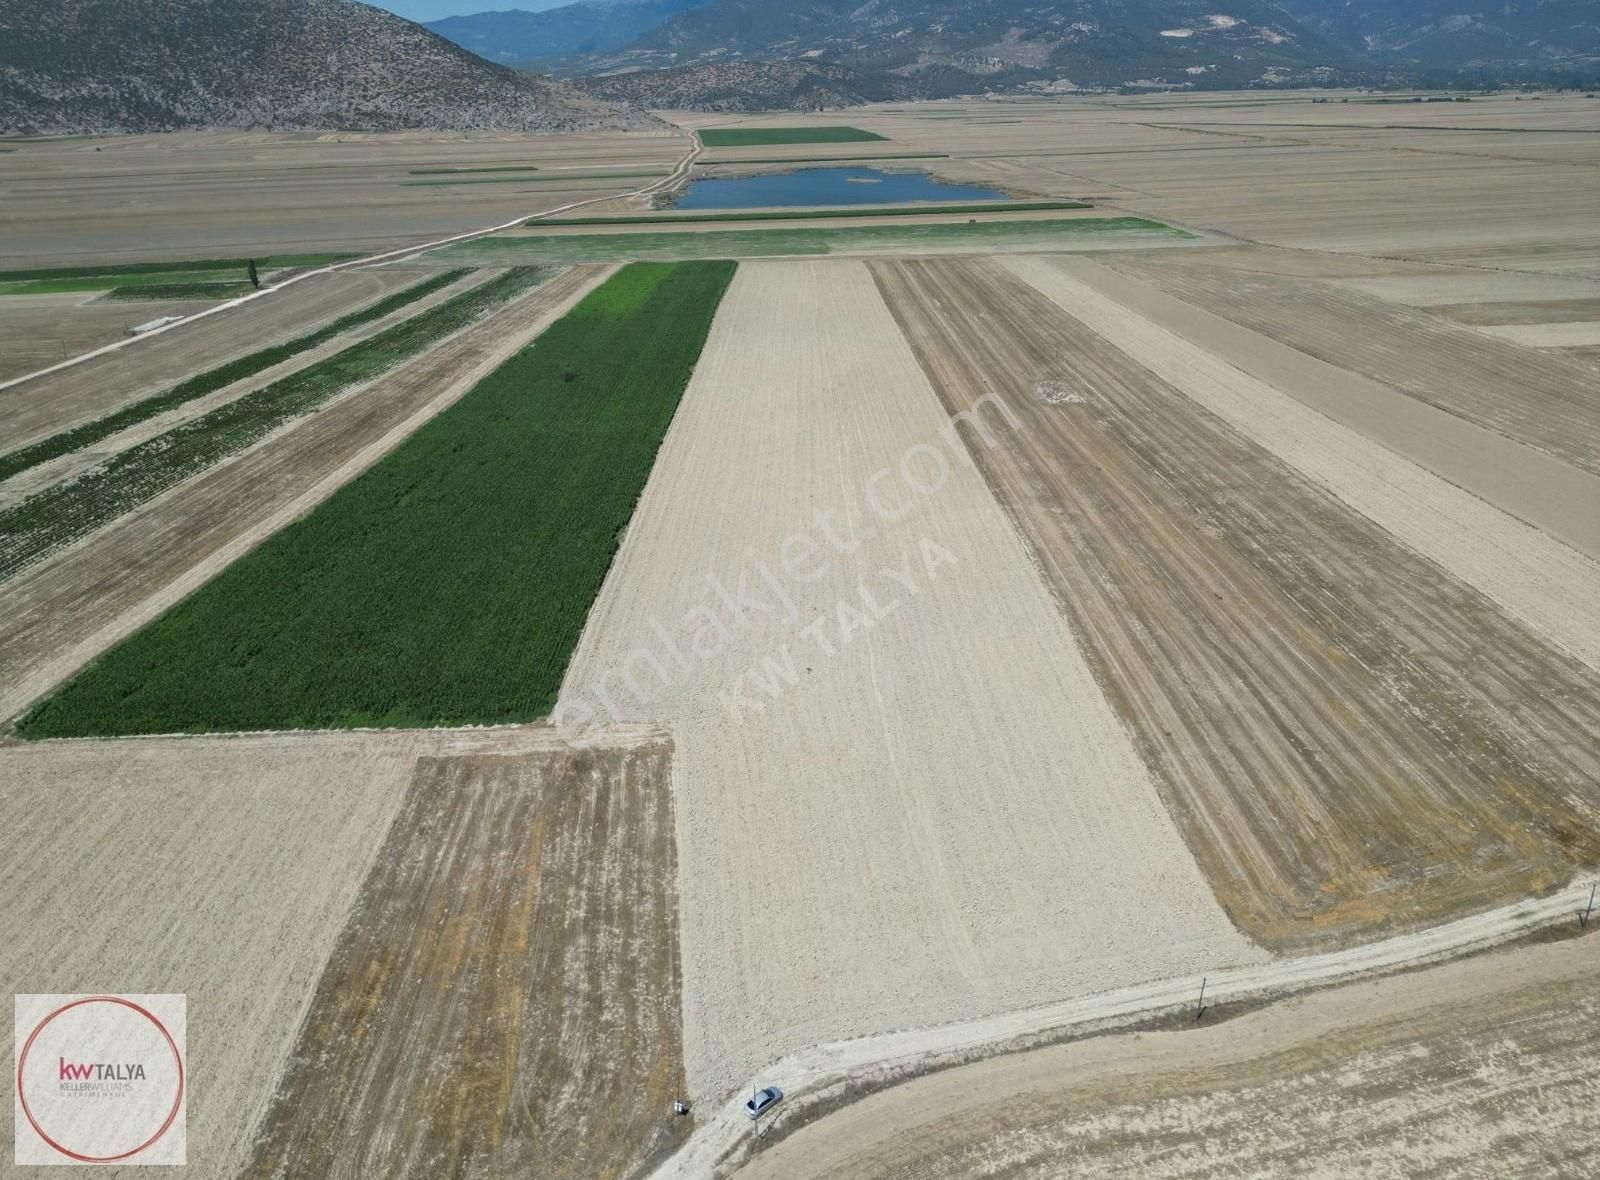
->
{"left": 1581, "top": 883, "right": 1597, "bottom": 929}
{"left": 1195, "top": 976, "right": 1209, "bottom": 1023}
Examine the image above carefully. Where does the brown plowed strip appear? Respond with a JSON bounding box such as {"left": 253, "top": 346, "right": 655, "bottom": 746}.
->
{"left": 870, "top": 255, "right": 1600, "bottom": 950}
{"left": 241, "top": 741, "right": 688, "bottom": 1180}
{"left": 0, "top": 267, "right": 435, "bottom": 448}
{"left": 0, "top": 265, "right": 609, "bottom": 723}
{"left": 1097, "top": 255, "right": 1600, "bottom": 475}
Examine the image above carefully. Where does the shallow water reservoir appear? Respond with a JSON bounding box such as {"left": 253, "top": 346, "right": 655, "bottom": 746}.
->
{"left": 675, "top": 166, "right": 1012, "bottom": 210}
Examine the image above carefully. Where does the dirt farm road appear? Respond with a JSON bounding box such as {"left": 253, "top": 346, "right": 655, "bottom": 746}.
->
{"left": 652, "top": 881, "right": 1598, "bottom": 1179}
{"left": 0, "top": 132, "right": 704, "bottom": 394}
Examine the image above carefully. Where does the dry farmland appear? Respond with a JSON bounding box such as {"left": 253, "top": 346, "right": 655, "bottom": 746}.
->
{"left": 3, "top": 91, "right": 1599, "bottom": 1178}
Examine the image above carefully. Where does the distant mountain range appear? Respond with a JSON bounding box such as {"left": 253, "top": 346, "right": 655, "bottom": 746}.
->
{"left": 431, "top": 0, "right": 1600, "bottom": 103}
{"left": 0, "top": 0, "right": 658, "bottom": 135}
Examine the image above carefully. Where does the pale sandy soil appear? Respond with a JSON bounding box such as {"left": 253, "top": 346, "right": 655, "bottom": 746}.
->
{"left": 0, "top": 265, "right": 613, "bottom": 725}
{"left": 0, "top": 267, "right": 490, "bottom": 508}
{"left": 559, "top": 259, "right": 1264, "bottom": 1103}
{"left": 0, "top": 266, "right": 433, "bottom": 448}
{"left": 734, "top": 932, "right": 1600, "bottom": 1179}
{"left": 0, "top": 731, "right": 424, "bottom": 1177}
{"left": 0, "top": 130, "right": 688, "bottom": 267}
{"left": 1004, "top": 254, "right": 1600, "bottom": 676}
{"left": 1071, "top": 252, "right": 1600, "bottom": 559}
{"left": 1476, "top": 320, "right": 1600, "bottom": 347}
{"left": 1338, "top": 273, "right": 1600, "bottom": 306}
{"left": 0, "top": 292, "right": 212, "bottom": 382}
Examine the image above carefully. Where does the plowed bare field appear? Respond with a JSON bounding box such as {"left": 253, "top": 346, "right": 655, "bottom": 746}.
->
{"left": 872, "top": 255, "right": 1600, "bottom": 950}
{"left": 560, "top": 258, "right": 1262, "bottom": 1101}
{"left": 1101, "top": 252, "right": 1600, "bottom": 475}
{"left": 0, "top": 264, "right": 611, "bottom": 724}
{"left": 242, "top": 740, "right": 687, "bottom": 1180}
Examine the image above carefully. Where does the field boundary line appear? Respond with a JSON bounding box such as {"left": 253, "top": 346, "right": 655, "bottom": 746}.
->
{"left": 0, "top": 134, "right": 700, "bottom": 394}
{"left": 0, "top": 265, "right": 616, "bottom": 728}
{"left": 652, "top": 883, "right": 1596, "bottom": 1179}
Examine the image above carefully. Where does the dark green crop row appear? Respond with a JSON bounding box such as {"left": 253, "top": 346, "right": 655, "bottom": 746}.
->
{"left": 18, "top": 261, "right": 737, "bottom": 737}
{"left": 535, "top": 199, "right": 1092, "bottom": 228}
{"left": 0, "top": 269, "right": 472, "bottom": 486}
{"left": 0, "top": 267, "right": 551, "bottom": 586}
{"left": 698, "top": 127, "right": 888, "bottom": 147}
{"left": 103, "top": 281, "right": 254, "bottom": 301}
{"left": 0, "top": 254, "right": 357, "bottom": 282}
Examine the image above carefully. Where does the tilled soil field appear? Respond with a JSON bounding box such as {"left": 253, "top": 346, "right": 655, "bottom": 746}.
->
{"left": 0, "top": 267, "right": 433, "bottom": 447}
{"left": 735, "top": 932, "right": 1600, "bottom": 1180}
{"left": 242, "top": 740, "right": 687, "bottom": 1180}
{"left": 872, "top": 255, "right": 1600, "bottom": 950}
{"left": 1100, "top": 252, "right": 1600, "bottom": 476}
{"left": 560, "top": 258, "right": 1262, "bottom": 1101}
{"left": 0, "top": 264, "right": 611, "bottom": 724}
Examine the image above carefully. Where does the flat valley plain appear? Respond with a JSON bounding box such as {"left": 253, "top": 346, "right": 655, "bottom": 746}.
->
{"left": 3, "top": 91, "right": 1599, "bottom": 1178}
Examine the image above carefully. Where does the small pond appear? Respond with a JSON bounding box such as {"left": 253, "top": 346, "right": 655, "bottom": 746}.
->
{"left": 674, "top": 166, "right": 1012, "bottom": 210}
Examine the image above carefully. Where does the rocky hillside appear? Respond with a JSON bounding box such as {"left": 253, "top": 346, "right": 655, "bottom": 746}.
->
{"left": 569, "top": 0, "right": 1364, "bottom": 91}
{"left": 572, "top": 60, "right": 907, "bottom": 111}
{"left": 0, "top": 0, "right": 659, "bottom": 135}
{"left": 428, "top": 0, "right": 715, "bottom": 69}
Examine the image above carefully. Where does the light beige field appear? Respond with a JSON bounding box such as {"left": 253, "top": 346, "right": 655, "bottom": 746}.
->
{"left": 0, "top": 129, "right": 688, "bottom": 268}
{"left": 559, "top": 258, "right": 1264, "bottom": 1102}
{"left": 0, "top": 292, "right": 215, "bottom": 383}
{"left": 735, "top": 931, "right": 1600, "bottom": 1180}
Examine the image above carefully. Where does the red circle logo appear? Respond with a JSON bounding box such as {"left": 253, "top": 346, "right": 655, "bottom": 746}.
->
{"left": 16, "top": 996, "right": 185, "bottom": 1163}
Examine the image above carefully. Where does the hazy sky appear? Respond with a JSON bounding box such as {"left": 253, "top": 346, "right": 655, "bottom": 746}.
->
{"left": 370, "top": 0, "right": 569, "bottom": 22}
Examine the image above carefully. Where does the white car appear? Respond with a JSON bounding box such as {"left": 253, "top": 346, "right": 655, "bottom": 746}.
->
{"left": 743, "top": 1086, "right": 783, "bottom": 1120}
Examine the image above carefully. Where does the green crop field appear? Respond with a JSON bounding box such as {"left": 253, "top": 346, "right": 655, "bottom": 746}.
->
{"left": 698, "top": 153, "right": 948, "bottom": 166}
{"left": 699, "top": 127, "right": 888, "bottom": 147}
{"left": 0, "top": 269, "right": 470, "bottom": 485}
{"left": 103, "top": 281, "right": 254, "bottom": 301}
{"left": 18, "top": 261, "right": 737, "bottom": 737}
{"left": 537, "top": 200, "right": 1092, "bottom": 228}
{"left": 437, "top": 217, "right": 1190, "bottom": 265}
{"left": 400, "top": 170, "right": 663, "bottom": 187}
{"left": 0, "top": 267, "right": 549, "bottom": 586}
{"left": 0, "top": 254, "right": 357, "bottom": 295}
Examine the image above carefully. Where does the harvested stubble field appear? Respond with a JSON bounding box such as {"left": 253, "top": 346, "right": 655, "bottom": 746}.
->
{"left": 1100, "top": 251, "right": 1600, "bottom": 477}
{"left": 434, "top": 216, "right": 1189, "bottom": 265}
{"left": 737, "top": 932, "right": 1600, "bottom": 1180}
{"left": 871, "top": 254, "right": 1600, "bottom": 950}
{"left": 242, "top": 740, "right": 686, "bottom": 1180}
{"left": 0, "top": 265, "right": 609, "bottom": 726}
{"left": 0, "top": 130, "right": 688, "bottom": 268}
{"left": 0, "top": 724, "right": 683, "bottom": 1179}
{"left": 0, "top": 267, "right": 550, "bottom": 585}
{"left": 560, "top": 259, "right": 1263, "bottom": 1101}
{"left": 18, "top": 262, "right": 734, "bottom": 735}
{"left": 0, "top": 267, "right": 468, "bottom": 485}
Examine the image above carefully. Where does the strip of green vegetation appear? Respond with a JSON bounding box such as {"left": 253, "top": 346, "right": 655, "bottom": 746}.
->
{"left": 0, "top": 269, "right": 470, "bottom": 486}
{"left": 18, "top": 261, "right": 736, "bottom": 736}
{"left": 0, "top": 271, "right": 248, "bottom": 296}
{"left": 538, "top": 200, "right": 1091, "bottom": 228}
{"left": 103, "top": 281, "right": 254, "bottom": 301}
{"left": 408, "top": 165, "right": 540, "bottom": 175}
{"left": 0, "top": 268, "right": 548, "bottom": 585}
{"left": 699, "top": 127, "right": 888, "bottom": 147}
{"left": 438, "top": 216, "right": 1188, "bottom": 266}
{"left": 0, "top": 254, "right": 357, "bottom": 283}
{"left": 699, "top": 153, "right": 948, "bottom": 165}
